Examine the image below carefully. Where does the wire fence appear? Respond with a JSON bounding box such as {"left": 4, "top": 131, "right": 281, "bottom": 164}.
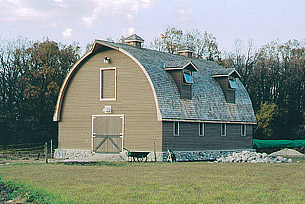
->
{"left": 0, "top": 141, "right": 55, "bottom": 160}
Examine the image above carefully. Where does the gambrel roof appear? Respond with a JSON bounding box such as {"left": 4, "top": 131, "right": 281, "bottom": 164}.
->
{"left": 54, "top": 40, "right": 256, "bottom": 124}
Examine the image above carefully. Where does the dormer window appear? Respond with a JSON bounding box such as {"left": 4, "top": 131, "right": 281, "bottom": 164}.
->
{"left": 164, "top": 60, "right": 198, "bottom": 99}
{"left": 183, "top": 71, "right": 194, "bottom": 84}
{"left": 211, "top": 69, "right": 241, "bottom": 103}
{"left": 228, "top": 78, "right": 237, "bottom": 89}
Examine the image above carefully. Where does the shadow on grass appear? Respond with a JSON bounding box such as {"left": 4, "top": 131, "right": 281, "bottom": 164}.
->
{"left": 62, "top": 161, "right": 127, "bottom": 167}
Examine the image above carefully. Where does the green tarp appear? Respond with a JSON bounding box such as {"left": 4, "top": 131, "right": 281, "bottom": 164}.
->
{"left": 253, "top": 139, "right": 305, "bottom": 149}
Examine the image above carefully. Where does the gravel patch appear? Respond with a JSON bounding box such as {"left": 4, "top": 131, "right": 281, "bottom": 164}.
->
{"left": 271, "top": 148, "right": 304, "bottom": 158}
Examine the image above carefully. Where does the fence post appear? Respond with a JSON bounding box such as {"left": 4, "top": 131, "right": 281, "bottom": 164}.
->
{"left": 44, "top": 142, "right": 48, "bottom": 164}
{"left": 50, "top": 139, "right": 53, "bottom": 159}
{"left": 154, "top": 142, "right": 157, "bottom": 162}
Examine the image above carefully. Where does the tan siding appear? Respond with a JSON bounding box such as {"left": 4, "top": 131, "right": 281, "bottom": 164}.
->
{"left": 59, "top": 49, "right": 162, "bottom": 152}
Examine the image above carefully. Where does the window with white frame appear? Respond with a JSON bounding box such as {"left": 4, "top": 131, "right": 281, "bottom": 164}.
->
{"left": 173, "top": 121, "right": 179, "bottom": 136}
{"left": 241, "top": 124, "right": 246, "bottom": 136}
{"left": 100, "top": 68, "right": 116, "bottom": 100}
{"left": 221, "top": 123, "right": 226, "bottom": 136}
{"left": 199, "top": 122, "right": 204, "bottom": 136}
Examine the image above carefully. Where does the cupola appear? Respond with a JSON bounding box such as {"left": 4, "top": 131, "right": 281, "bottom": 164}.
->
{"left": 178, "top": 46, "right": 194, "bottom": 58}
{"left": 124, "top": 34, "right": 144, "bottom": 48}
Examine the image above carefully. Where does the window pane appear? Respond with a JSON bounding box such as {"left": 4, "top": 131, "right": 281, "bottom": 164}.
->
{"left": 183, "top": 72, "right": 194, "bottom": 83}
{"left": 199, "top": 123, "right": 204, "bottom": 136}
{"left": 229, "top": 79, "right": 237, "bottom": 89}
{"left": 221, "top": 124, "right": 226, "bottom": 136}
{"left": 241, "top": 124, "right": 246, "bottom": 136}
{"left": 174, "top": 122, "right": 179, "bottom": 136}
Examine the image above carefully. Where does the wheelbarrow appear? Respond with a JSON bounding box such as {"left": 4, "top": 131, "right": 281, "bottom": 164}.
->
{"left": 125, "top": 149, "right": 150, "bottom": 162}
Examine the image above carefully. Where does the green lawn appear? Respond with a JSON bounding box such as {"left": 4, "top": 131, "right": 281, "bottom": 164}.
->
{"left": 0, "top": 161, "right": 304, "bottom": 203}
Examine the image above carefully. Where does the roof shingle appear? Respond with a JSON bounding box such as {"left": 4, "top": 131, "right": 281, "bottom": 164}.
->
{"left": 97, "top": 40, "right": 256, "bottom": 123}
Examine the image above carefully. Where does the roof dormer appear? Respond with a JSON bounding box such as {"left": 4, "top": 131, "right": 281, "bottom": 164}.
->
{"left": 164, "top": 60, "right": 197, "bottom": 99}
{"left": 211, "top": 68, "right": 241, "bottom": 103}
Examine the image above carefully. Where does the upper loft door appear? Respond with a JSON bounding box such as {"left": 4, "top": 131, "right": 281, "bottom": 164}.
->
{"left": 92, "top": 115, "right": 124, "bottom": 153}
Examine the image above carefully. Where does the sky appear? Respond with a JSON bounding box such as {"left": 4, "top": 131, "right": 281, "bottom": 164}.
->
{"left": 1, "top": 0, "right": 305, "bottom": 53}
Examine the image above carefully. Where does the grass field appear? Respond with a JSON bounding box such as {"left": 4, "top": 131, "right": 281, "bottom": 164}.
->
{"left": 0, "top": 160, "right": 304, "bottom": 203}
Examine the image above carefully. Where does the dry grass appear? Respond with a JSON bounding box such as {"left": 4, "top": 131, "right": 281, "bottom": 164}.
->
{"left": 0, "top": 160, "right": 304, "bottom": 203}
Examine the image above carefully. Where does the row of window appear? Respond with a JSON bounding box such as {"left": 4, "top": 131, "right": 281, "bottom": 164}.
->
{"left": 173, "top": 122, "right": 247, "bottom": 137}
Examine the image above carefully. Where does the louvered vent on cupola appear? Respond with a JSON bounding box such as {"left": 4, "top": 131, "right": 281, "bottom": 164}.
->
{"left": 164, "top": 60, "right": 198, "bottom": 99}
{"left": 178, "top": 46, "right": 194, "bottom": 58}
{"left": 124, "top": 34, "right": 144, "bottom": 49}
{"left": 211, "top": 69, "right": 241, "bottom": 103}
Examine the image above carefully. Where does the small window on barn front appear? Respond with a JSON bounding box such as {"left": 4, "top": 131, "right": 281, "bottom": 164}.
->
{"left": 100, "top": 68, "right": 116, "bottom": 101}
{"left": 199, "top": 122, "right": 205, "bottom": 136}
{"left": 221, "top": 124, "right": 226, "bottom": 136}
{"left": 241, "top": 124, "right": 246, "bottom": 136}
{"left": 173, "top": 121, "right": 179, "bottom": 136}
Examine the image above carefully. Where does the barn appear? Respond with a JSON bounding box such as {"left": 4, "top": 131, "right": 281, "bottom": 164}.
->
{"left": 53, "top": 34, "right": 256, "bottom": 161}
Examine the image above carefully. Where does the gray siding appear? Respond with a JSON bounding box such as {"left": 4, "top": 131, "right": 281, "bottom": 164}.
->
{"left": 162, "top": 122, "right": 253, "bottom": 151}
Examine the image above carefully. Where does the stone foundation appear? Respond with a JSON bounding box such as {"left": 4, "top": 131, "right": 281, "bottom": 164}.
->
{"left": 54, "top": 149, "right": 94, "bottom": 160}
{"left": 54, "top": 148, "right": 255, "bottom": 162}
{"left": 160, "top": 149, "right": 255, "bottom": 162}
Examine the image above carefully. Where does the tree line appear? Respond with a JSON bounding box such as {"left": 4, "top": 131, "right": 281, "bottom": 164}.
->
{"left": 152, "top": 27, "right": 305, "bottom": 140}
{"left": 0, "top": 38, "right": 80, "bottom": 145}
{"left": 0, "top": 28, "right": 304, "bottom": 145}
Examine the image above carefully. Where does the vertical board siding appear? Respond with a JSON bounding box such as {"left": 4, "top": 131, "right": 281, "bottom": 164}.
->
{"left": 162, "top": 122, "right": 253, "bottom": 151}
{"left": 59, "top": 49, "right": 162, "bottom": 151}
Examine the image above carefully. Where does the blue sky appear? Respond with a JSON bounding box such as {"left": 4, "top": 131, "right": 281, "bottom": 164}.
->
{"left": 1, "top": 0, "right": 305, "bottom": 52}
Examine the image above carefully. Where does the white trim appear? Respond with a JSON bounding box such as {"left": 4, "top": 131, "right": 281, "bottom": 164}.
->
{"left": 199, "top": 122, "right": 205, "bottom": 136}
{"left": 53, "top": 43, "right": 97, "bottom": 121}
{"left": 91, "top": 114, "right": 124, "bottom": 152}
{"left": 164, "top": 61, "right": 198, "bottom": 71}
{"left": 117, "top": 47, "right": 162, "bottom": 121}
{"left": 211, "top": 70, "right": 241, "bottom": 79}
{"left": 173, "top": 121, "right": 179, "bottom": 136}
{"left": 211, "top": 75, "right": 230, "bottom": 78}
{"left": 221, "top": 123, "right": 227, "bottom": 136}
{"left": 183, "top": 61, "right": 198, "bottom": 71}
{"left": 164, "top": 67, "right": 184, "bottom": 70}
{"left": 241, "top": 124, "right": 247, "bottom": 136}
{"left": 53, "top": 40, "right": 162, "bottom": 122}
{"left": 178, "top": 49, "right": 194, "bottom": 53}
{"left": 162, "top": 119, "right": 256, "bottom": 125}
{"left": 100, "top": 67, "right": 117, "bottom": 101}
